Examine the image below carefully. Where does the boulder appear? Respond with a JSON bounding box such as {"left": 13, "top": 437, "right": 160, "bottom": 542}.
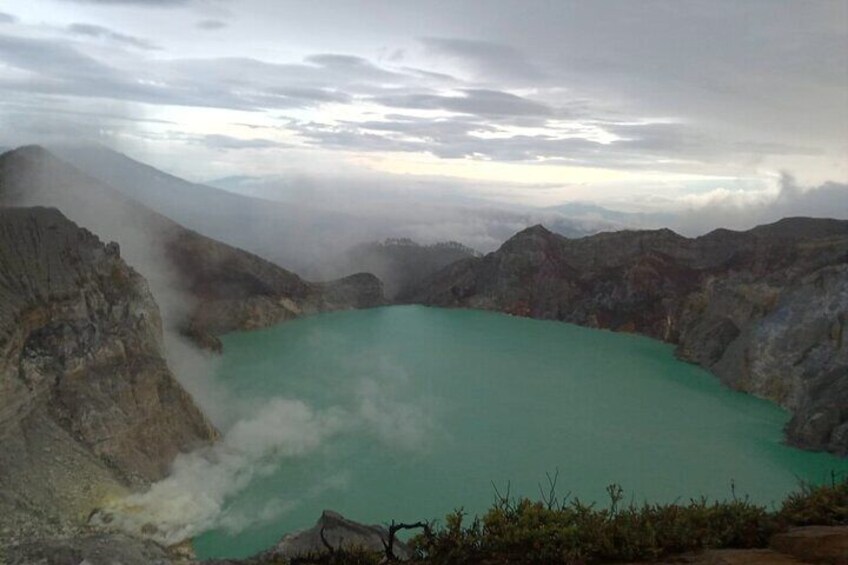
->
{"left": 266, "top": 510, "right": 412, "bottom": 561}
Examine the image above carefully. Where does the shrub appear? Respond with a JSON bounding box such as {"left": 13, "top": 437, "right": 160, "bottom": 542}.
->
{"left": 408, "top": 474, "right": 847, "bottom": 564}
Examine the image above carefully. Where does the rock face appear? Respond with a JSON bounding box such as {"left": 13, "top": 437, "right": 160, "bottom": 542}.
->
{"left": 770, "top": 525, "right": 848, "bottom": 563}
{"left": 264, "top": 510, "right": 411, "bottom": 561}
{"left": 406, "top": 220, "right": 848, "bottom": 455}
{"left": 333, "top": 238, "right": 480, "bottom": 299}
{"left": 0, "top": 207, "right": 216, "bottom": 544}
{"left": 166, "top": 225, "right": 385, "bottom": 348}
{"left": 3, "top": 532, "right": 177, "bottom": 565}
{"left": 0, "top": 146, "right": 385, "bottom": 350}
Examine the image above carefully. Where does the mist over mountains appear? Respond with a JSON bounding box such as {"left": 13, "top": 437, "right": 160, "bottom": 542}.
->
{"left": 52, "top": 145, "right": 848, "bottom": 278}
{"left": 51, "top": 145, "right": 610, "bottom": 276}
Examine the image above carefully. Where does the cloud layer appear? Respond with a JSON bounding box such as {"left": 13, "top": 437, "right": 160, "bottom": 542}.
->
{"left": 1, "top": 0, "right": 845, "bottom": 194}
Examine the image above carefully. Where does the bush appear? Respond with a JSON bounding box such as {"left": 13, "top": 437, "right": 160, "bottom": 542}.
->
{"left": 778, "top": 472, "right": 848, "bottom": 527}
{"left": 408, "top": 474, "right": 848, "bottom": 564}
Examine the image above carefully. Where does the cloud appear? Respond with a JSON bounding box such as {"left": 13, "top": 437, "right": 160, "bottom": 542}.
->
{"left": 0, "top": 12, "right": 17, "bottom": 24}
{"left": 304, "top": 53, "right": 407, "bottom": 83}
{"left": 421, "top": 37, "right": 546, "bottom": 83}
{"left": 197, "top": 19, "right": 227, "bottom": 30}
{"left": 68, "top": 22, "right": 159, "bottom": 50}
{"left": 197, "top": 133, "right": 287, "bottom": 150}
{"left": 671, "top": 175, "right": 848, "bottom": 235}
{"left": 374, "top": 88, "right": 553, "bottom": 118}
{"left": 1, "top": 2, "right": 844, "bottom": 185}
{"left": 283, "top": 114, "right": 818, "bottom": 174}
{"left": 0, "top": 36, "right": 373, "bottom": 111}
{"left": 59, "top": 0, "right": 192, "bottom": 5}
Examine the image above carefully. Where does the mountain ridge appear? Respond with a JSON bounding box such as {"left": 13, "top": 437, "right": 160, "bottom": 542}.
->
{"left": 405, "top": 216, "right": 848, "bottom": 455}
{"left": 0, "top": 145, "right": 386, "bottom": 349}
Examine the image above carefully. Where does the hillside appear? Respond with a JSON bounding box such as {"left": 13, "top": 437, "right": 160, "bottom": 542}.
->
{"left": 0, "top": 146, "right": 385, "bottom": 349}
{"left": 406, "top": 219, "right": 848, "bottom": 455}
{"left": 0, "top": 207, "right": 217, "bottom": 544}
{"left": 335, "top": 238, "right": 480, "bottom": 298}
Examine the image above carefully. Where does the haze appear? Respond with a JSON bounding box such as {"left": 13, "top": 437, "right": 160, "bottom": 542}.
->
{"left": 0, "top": 0, "right": 846, "bottom": 228}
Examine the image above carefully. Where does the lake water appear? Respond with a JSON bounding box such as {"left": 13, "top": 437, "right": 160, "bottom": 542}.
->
{"left": 194, "top": 305, "right": 847, "bottom": 559}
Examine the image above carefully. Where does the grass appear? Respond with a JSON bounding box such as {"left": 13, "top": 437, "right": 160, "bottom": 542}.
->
{"left": 270, "top": 472, "right": 848, "bottom": 564}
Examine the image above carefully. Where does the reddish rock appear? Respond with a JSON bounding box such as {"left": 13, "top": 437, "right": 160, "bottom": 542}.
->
{"left": 665, "top": 548, "right": 807, "bottom": 564}
{"left": 771, "top": 526, "right": 848, "bottom": 564}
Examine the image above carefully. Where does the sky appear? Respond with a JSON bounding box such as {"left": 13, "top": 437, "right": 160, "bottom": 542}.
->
{"left": 0, "top": 0, "right": 846, "bottom": 209}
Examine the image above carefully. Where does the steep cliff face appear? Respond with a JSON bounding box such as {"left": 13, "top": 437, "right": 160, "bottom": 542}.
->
{"left": 0, "top": 146, "right": 385, "bottom": 349}
{"left": 166, "top": 228, "right": 384, "bottom": 348}
{"left": 331, "top": 238, "right": 480, "bottom": 298}
{"left": 407, "top": 219, "right": 848, "bottom": 455}
{"left": 0, "top": 207, "right": 217, "bottom": 542}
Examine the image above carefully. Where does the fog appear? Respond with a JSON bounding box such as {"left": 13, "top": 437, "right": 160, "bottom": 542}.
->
{"left": 51, "top": 146, "right": 848, "bottom": 284}
{"left": 670, "top": 174, "right": 848, "bottom": 236}
{"left": 5, "top": 143, "right": 847, "bottom": 548}
{"left": 51, "top": 144, "right": 606, "bottom": 277}
{"left": 93, "top": 357, "right": 436, "bottom": 546}
{"left": 93, "top": 398, "right": 346, "bottom": 545}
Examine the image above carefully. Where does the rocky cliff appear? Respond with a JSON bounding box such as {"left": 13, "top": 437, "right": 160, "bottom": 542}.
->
{"left": 0, "top": 207, "right": 217, "bottom": 546}
{"left": 405, "top": 219, "right": 848, "bottom": 455}
{"left": 0, "top": 146, "right": 385, "bottom": 350}
{"left": 332, "top": 238, "right": 480, "bottom": 299}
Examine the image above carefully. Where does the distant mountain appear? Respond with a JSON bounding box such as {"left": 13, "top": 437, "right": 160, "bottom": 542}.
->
{"left": 53, "top": 145, "right": 599, "bottom": 275}
{"left": 545, "top": 201, "right": 675, "bottom": 228}
{"left": 334, "top": 238, "right": 480, "bottom": 298}
{"left": 52, "top": 144, "right": 355, "bottom": 275}
{"left": 205, "top": 174, "right": 265, "bottom": 193}
{"left": 407, "top": 219, "right": 848, "bottom": 455}
{"left": 0, "top": 146, "right": 384, "bottom": 348}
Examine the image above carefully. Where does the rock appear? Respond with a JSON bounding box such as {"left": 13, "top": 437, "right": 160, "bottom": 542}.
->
{"left": 0, "top": 146, "right": 386, "bottom": 348}
{"left": 3, "top": 532, "right": 179, "bottom": 565}
{"left": 315, "top": 272, "right": 386, "bottom": 310}
{"left": 658, "top": 548, "right": 807, "bottom": 564}
{"left": 265, "top": 510, "right": 412, "bottom": 561}
{"left": 408, "top": 219, "right": 848, "bottom": 455}
{"left": 333, "top": 238, "right": 479, "bottom": 299}
{"left": 770, "top": 526, "right": 848, "bottom": 563}
{"left": 0, "top": 207, "right": 216, "bottom": 542}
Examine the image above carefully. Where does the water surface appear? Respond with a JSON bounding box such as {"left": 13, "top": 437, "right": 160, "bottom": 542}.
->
{"left": 195, "top": 306, "right": 846, "bottom": 558}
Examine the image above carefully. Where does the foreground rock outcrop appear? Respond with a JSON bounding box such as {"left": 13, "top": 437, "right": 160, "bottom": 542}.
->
{"left": 264, "top": 510, "right": 411, "bottom": 561}
{"left": 3, "top": 532, "right": 179, "bottom": 565}
{"left": 0, "top": 207, "right": 217, "bottom": 546}
{"left": 0, "top": 146, "right": 385, "bottom": 350}
{"left": 405, "top": 219, "right": 848, "bottom": 455}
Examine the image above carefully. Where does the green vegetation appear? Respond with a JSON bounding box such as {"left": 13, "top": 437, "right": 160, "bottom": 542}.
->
{"left": 275, "top": 473, "right": 848, "bottom": 564}
{"left": 408, "top": 474, "right": 848, "bottom": 563}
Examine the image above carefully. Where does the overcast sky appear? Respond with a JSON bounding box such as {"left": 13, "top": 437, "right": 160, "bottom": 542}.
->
{"left": 0, "top": 0, "right": 846, "bottom": 209}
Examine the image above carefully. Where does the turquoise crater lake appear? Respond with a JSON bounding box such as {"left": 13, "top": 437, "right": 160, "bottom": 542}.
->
{"left": 194, "top": 306, "right": 847, "bottom": 559}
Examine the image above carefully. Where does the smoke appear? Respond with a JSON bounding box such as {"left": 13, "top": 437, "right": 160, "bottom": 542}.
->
{"left": 10, "top": 147, "right": 445, "bottom": 546}
{"left": 10, "top": 150, "right": 229, "bottom": 423}
{"left": 92, "top": 398, "right": 347, "bottom": 545}
{"left": 94, "top": 362, "right": 438, "bottom": 546}
{"left": 354, "top": 356, "right": 436, "bottom": 450}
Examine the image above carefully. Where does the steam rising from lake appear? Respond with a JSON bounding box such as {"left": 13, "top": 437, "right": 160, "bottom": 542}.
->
{"left": 95, "top": 360, "right": 435, "bottom": 546}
